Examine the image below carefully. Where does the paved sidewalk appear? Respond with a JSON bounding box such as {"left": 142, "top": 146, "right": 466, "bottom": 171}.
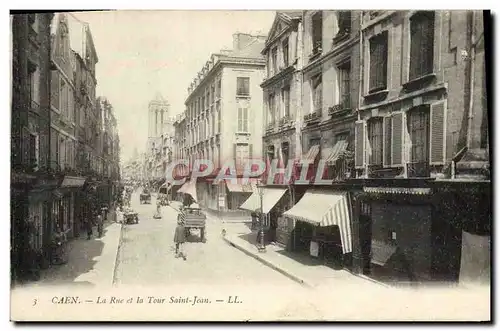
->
{"left": 223, "top": 230, "right": 387, "bottom": 289}
{"left": 27, "top": 221, "right": 123, "bottom": 288}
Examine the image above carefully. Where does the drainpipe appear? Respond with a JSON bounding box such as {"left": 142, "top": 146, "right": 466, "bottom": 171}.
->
{"left": 466, "top": 11, "right": 476, "bottom": 150}
{"left": 357, "top": 11, "right": 364, "bottom": 122}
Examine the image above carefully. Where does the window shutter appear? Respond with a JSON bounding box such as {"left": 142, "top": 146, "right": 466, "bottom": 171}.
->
{"left": 50, "top": 130, "right": 58, "bottom": 169}
{"left": 21, "top": 127, "right": 30, "bottom": 166}
{"left": 249, "top": 144, "right": 253, "bottom": 160}
{"left": 354, "top": 120, "right": 364, "bottom": 168}
{"left": 233, "top": 143, "right": 237, "bottom": 163}
{"left": 383, "top": 116, "right": 392, "bottom": 167}
{"left": 391, "top": 112, "right": 403, "bottom": 166}
{"left": 51, "top": 73, "right": 59, "bottom": 108}
{"left": 430, "top": 100, "right": 446, "bottom": 165}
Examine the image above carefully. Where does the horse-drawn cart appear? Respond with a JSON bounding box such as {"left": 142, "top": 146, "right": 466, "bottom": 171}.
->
{"left": 123, "top": 210, "right": 139, "bottom": 224}
{"left": 178, "top": 204, "right": 207, "bottom": 243}
{"left": 140, "top": 189, "right": 151, "bottom": 204}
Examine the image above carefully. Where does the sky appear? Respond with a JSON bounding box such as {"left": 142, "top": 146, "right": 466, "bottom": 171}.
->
{"left": 71, "top": 10, "right": 275, "bottom": 162}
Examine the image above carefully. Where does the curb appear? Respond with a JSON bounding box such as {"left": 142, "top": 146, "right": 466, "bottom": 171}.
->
{"left": 222, "top": 236, "right": 313, "bottom": 288}
{"left": 111, "top": 222, "right": 125, "bottom": 286}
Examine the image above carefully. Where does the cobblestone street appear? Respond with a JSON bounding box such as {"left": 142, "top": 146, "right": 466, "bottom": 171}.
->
{"left": 113, "top": 193, "right": 300, "bottom": 287}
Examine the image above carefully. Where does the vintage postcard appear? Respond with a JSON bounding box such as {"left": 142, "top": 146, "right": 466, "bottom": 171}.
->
{"left": 10, "top": 9, "right": 491, "bottom": 321}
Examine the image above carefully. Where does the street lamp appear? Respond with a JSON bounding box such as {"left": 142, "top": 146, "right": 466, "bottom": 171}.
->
{"left": 257, "top": 182, "right": 266, "bottom": 253}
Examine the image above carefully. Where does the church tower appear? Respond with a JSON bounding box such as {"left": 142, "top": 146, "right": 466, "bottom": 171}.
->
{"left": 147, "top": 92, "right": 170, "bottom": 154}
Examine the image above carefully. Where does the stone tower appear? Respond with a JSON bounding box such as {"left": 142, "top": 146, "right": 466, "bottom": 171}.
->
{"left": 147, "top": 92, "right": 169, "bottom": 153}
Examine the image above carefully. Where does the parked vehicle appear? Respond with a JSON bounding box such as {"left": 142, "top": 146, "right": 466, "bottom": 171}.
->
{"left": 158, "top": 183, "right": 170, "bottom": 206}
{"left": 123, "top": 209, "right": 139, "bottom": 224}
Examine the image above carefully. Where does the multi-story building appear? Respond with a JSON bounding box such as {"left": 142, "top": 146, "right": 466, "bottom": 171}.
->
{"left": 98, "top": 97, "right": 121, "bottom": 205}
{"left": 11, "top": 13, "right": 54, "bottom": 281}
{"left": 257, "top": 11, "right": 304, "bottom": 247}
{"left": 51, "top": 13, "right": 102, "bottom": 240}
{"left": 246, "top": 11, "right": 362, "bottom": 248}
{"left": 348, "top": 11, "right": 490, "bottom": 285}
{"left": 184, "top": 32, "right": 266, "bottom": 211}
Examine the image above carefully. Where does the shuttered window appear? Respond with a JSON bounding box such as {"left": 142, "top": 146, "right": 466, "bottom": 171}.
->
{"left": 282, "top": 142, "right": 289, "bottom": 166}
{"left": 312, "top": 12, "right": 323, "bottom": 52}
{"left": 430, "top": 101, "right": 446, "bottom": 164}
{"left": 282, "top": 87, "right": 290, "bottom": 118}
{"left": 282, "top": 38, "right": 289, "bottom": 67}
{"left": 369, "top": 31, "right": 388, "bottom": 92}
{"left": 51, "top": 72, "right": 59, "bottom": 108}
{"left": 391, "top": 113, "right": 403, "bottom": 166}
{"left": 312, "top": 74, "right": 322, "bottom": 112}
{"left": 408, "top": 106, "right": 430, "bottom": 163}
{"left": 237, "top": 107, "right": 249, "bottom": 132}
{"left": 354, "top": 121, "right": 364, "bottom": 168}
{"left": 368, "top": 118, "right": 383, "bottom": 166}
{"left": 383, "top": 117, "right": 392, "bottom": 166}
{"left": 409, "top": 11, "right": 435, "bottom": 80}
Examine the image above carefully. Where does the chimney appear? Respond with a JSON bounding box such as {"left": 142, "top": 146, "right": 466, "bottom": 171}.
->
{"left": 233, "top": 33, "right": 255, "bottom": 51}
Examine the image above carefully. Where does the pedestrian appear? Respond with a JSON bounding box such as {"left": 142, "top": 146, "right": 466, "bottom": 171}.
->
{"left": 85, "top": 217, "right": 93, "bottom": 240}
{"left": 174, "top": 219, "right": 187, "bottom": 260}
{"left": 96, "top": 213, "right": 103, "bottom": 238}
{"left": 116, "top": 206, "right": 123, "bottom": 224}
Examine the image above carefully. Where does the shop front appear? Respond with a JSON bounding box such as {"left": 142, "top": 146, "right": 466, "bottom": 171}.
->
{"left": 351, "top": 183, "right": 461, "bottom": 285}
{"left": 239, "top": 186, "right": 289, "bottom": 246}
{"left": 283, "top": 189, "right": 352, "bottom": 267}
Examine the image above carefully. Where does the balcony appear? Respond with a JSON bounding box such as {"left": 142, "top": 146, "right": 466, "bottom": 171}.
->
{"left": 303, "top": 109, "right": 322, "bottom": 124}
{"left": 309, "top": 41, "right": 322, "bottom": 62}
{"left": 279, "top": 116, "right": 292, "bottom": 128}
{"left": 369, "top": 11, "right": 383, "bottom": 20}
{"left": 328, "top": 97, "right": 352, "bottom": 117}
{"left": 266, "top": 121, "right": 276, "bottom": 133}
{"left": 407, "top": 162, "right": 431, "bottom": 178}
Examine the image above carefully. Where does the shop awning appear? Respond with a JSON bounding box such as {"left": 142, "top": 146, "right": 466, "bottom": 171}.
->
{"left": 239, "top": 187, "right": 287, "bottom": 214}
{"left": 225, "top": 178, "right": 257, "bottom": 193}
{"left": 283, "top": 190, "right": 352, "bottom": 254}
{"left": 178, "top": 179, "right": 198, "bottom": 202}
{"left": 370, "top": 240, "right": 397, "bottom": 266}
{"left": 301, "top": 145, "right": 320, "bottom": 164}
{"left": 325, "top": 140, "right": 348, "bottom": 165}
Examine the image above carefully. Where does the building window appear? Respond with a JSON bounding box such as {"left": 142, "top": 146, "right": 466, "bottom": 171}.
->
{"left": 310, "top": 138, "right": 320, "bottom": 148}
{"left": 237, "top": 107, "right": 249, "bottom": 132}
{"left": 369, "top": 31, "right": 388, "bottom": 93}
{"left": 408, "top": 106, "right": 430, "bottom": 163}
{"left": 409, "top": 11, "right": 435, "bottom": 80}
{"left": 282, "top": 38, "right": 289, "bottom": 67}
{"left": 368, "top": 118, "right": 383, "bottom": 166}
{"left": 216, "top": 101, "right": 221, "bottom": 133}
{"left": 216, "top": 79, "right": 221, "bottom": 98}
{"left": 312, "top": 12, "right": 323, "bottom": 54}
{"left": 271, "top": 47, "right": 278, "bottom": 74}
{"left": 337, "top": 11, "right": 351, "bottom": 35}
{"left": 281, "top": 142, "right": 290, "bottom": 166}
{"left": 311, "top": 74, "right": 322, "bottom": 113}
{"left": 268, "top": 93, "right": 276, "bottom": 124}
{"left": 338, "top": 61, "right": 351, "bottom": 106}
{"left": 27, "top": 69, "right": 35, "bottom": 105}
{"left": 211, "top": 111, "right": 215, "bottom": 137}
{"left": 267, "top": 145, "right": 275, "bottom": 160}
{"left": 236, "top": 77, "right": 250, "bottom": 96}
{"left": 282, "top": 86, "right": 290, "bottom": 118}
{"left": 235, "top": 144, "right": 249, "bottom": 167}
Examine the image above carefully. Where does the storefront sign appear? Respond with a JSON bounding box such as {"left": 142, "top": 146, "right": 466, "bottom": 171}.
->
{"left": 61, "top": 176, "right": 86, "bottom": 188}
{"left": 364, "top": 187, "right": 432, "bottom": 195}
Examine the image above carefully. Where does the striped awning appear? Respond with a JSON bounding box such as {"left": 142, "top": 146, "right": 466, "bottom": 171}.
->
{"left": 325, "top": 140, "right": 348, "bottom": 165}
{"left": 239, "top": 187, "right": 287, "bottom": 214}
{"left": 301, "top": 145, "right": 320, "bottom": 164}
{"left": 283, "top": 190, "right": 352, "bottom": 254}
{"left": 225, "top": 178, "right": 257, "bottom": 193}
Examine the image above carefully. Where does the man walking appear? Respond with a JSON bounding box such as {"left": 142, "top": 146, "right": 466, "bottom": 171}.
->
{"left": 174, "top": 219, "right": 187, "bottom": 260}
